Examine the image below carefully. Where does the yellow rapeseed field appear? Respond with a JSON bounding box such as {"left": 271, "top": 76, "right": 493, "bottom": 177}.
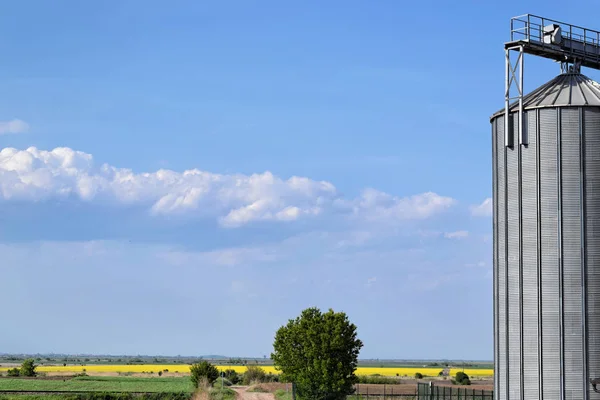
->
{"left": 0, "top": 364, "right": 493, "bottom": 378}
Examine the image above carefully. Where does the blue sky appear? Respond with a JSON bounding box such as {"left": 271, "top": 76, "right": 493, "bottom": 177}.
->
{"left": 2, "top": 0, "right": 598, "bottom": 361}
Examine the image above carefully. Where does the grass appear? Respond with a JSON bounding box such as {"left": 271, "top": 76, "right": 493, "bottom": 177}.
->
{"left": 247, "top": 386, "right": 269, "bottom": 393}
{"left": 0, "top": 395, "right": 190, "bottom": 400}
{"left": 0, "top": 376, "right": 194, "bottom": 393}
{"left": 274, "top": 389, "right": 291, "bottom": 400}
{"left": 207, "top": 387, "right": 236, "bottom": 400}
{"left": 0, "top": 396, "right": 68, "bottom": 400}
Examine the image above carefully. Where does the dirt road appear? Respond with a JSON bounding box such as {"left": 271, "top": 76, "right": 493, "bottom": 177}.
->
{"left": 232, "top": 386, "right": 276, "bottom": 400}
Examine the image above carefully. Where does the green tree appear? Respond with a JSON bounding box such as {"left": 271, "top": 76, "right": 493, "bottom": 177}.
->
{"left": 454, "top": 371, "right": 471, "bottom": 385}
{"left": 190, "top": 361, "right": 219, "bottom": 388}
{"left": 414, "top": 372, "right": 423, "bottom": 379}
{"left": 19, "top": 359, "right": 37, "bottom": 377}
{"left": 271, "top": 307, "right": 363, "bottom": 400}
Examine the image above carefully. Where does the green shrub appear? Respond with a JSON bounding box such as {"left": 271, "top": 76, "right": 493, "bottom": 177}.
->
{"left": 223, "top": 369, "right": 241, "bottom": 384}
{"left": 414, "top": 372, "right": 423, "bottom": 379}
{"left": 7, "top": 368, "right": 20, "bottom": 377}
{"left": 158, "top": 371, "right": 163, "bottom": 376}
{"left": 243, "top": 365, "right": 266, "bottom": 385}
{"left": 190, "top": 361, "right": 219, "bottom": 388}
{"left": 454, "top": 371, "right": 471, "bottom": 385}
{"left": 214, "top": 377, "right": 233, "bottom": 387}
{"left": 208, "top": 387, "right": 237, "bottom": 400}
{"left": 20, "top": 359, "right": 37, "bottom": 377}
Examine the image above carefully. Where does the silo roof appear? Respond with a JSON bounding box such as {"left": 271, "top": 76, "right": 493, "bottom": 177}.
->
{"left": 490, "top": 72, "right": 600, "bottom": 120}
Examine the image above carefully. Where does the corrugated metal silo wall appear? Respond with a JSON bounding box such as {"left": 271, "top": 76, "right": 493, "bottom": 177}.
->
{"left": 492, "top": 106, "right": 600, "bottom": 400}
{"left": 521, "top": 110, "right": 538, "bottom": 400}
{"left": 507, "top": 112, "right": 521, "bottom": 400}
{"left": 585, "top": 108, "right": 600, "bottom": 400}
{"left": 539, "top": 108, "right": 560, "bottom": 400}
{"left": 561, "top": 108, "right": 583, "bottom": 400}
{"left": 494, "top": 115, "right": 507, "bottom": 400}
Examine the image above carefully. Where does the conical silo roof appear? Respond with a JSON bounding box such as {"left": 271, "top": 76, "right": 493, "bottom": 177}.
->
{"left": 490, "top": 72, "right": 600, "bottom": 120}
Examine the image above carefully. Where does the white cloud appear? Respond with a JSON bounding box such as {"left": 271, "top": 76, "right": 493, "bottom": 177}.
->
{"left": 0, "top": 146, "right": 456, "bottom": 227}
{"left": 345, "top": 189, "right": 456, "bottom": 222}
{"left": 470, "top": 197, "right": 492, "bottom": 217}
{"left": 0, "top": 119, "right": 29, "bottom": 135}
{"left": 444, "top": 230, "right": 469, "bottom": 239}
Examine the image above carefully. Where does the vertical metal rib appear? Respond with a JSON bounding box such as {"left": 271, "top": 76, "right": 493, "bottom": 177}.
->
{"left": 493, "top": 117, "right": 499, "bottom": 400}
{"left": 580, "top": 107, "right": 589, "bottom": 400}
{"left": 518, "top": 116, "right": 525, "bottom": 400}
{"left": 506, "top": 49, "right": 511, "bottom": 148}
{"left": 537, "top": 107, "right": 544, "bottom": 398}
{"left": 557, "top": 108, "right": 566, "bottom": 400}
{"left": 505, "top": 113, "right": 511, "bottom": 398}
{"left": 519, "top": 46, "right": 526, "bottom": 145}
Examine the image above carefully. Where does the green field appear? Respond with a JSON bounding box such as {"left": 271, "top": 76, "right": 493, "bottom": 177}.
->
{"left": 0, "top": 376, "right": 193, "bottom": 393}
{"left": 0, "top": 396, "right": 69, "bottom": 400}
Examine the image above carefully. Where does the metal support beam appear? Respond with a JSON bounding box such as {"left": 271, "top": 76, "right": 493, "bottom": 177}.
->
{"left": 505, "top": 45, "right": 526, "bottom": 147}
{"left": 561, "top": 59, "right": 582, "bottom": 74}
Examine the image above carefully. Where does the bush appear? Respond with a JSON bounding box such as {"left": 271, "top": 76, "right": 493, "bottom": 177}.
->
{"left": 158, "top": 371, "right": 163, "bottom": 377}
{"left": 243, "top": 365, "right": 267, "bottom": 385}
{"left": 7, "top": 368, "right": 19, "bottom": 377}
{"left": 20, "top": 359, "right": 37, "bottom": 377}
{"left": 214, "top": 377, "right": 233, "bottom": 387}
{"left": 208, "top": 387, "right": 237, "bottom": 400}
{"left": 223, "top": 369, "right": 241, "bottom": 384}
{"left": 414, "top": 372, "right": 423, "bottom": 379}
{"left": 454, "top": 371, "right": 471, "bottom": 385}
{"left": 190, "top": 361, "right": 220, "bottom": 388}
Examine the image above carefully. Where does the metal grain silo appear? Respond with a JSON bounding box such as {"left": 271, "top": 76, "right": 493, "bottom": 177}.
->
{"left": 491, "top": 71, "right": 600, "bottom": 400}
{"left": 492, "top": 14, "right": 600, "bottom": 400}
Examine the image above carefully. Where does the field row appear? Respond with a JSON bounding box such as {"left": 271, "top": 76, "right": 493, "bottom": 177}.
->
{"left": 0, "top": 365, "right": 494, "bottom": 377}
{"left": 0, "top": 376, "right": 192, "bottom": 393}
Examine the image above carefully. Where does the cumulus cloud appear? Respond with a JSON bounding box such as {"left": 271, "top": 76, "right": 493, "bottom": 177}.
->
{"left": 0, "top": 146, "right": 456, "bottom": 227}
{"left": 0, "top": 119, "right": 29, "bottom": 135}
{"left": 344, "top": 189, "right": 456, "bottom": 222}
{"left": 470, "top": 197, "right": 492, "bottom": 217}
{"left": 444, "top": 230, "right": 469, "bottom": 239}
